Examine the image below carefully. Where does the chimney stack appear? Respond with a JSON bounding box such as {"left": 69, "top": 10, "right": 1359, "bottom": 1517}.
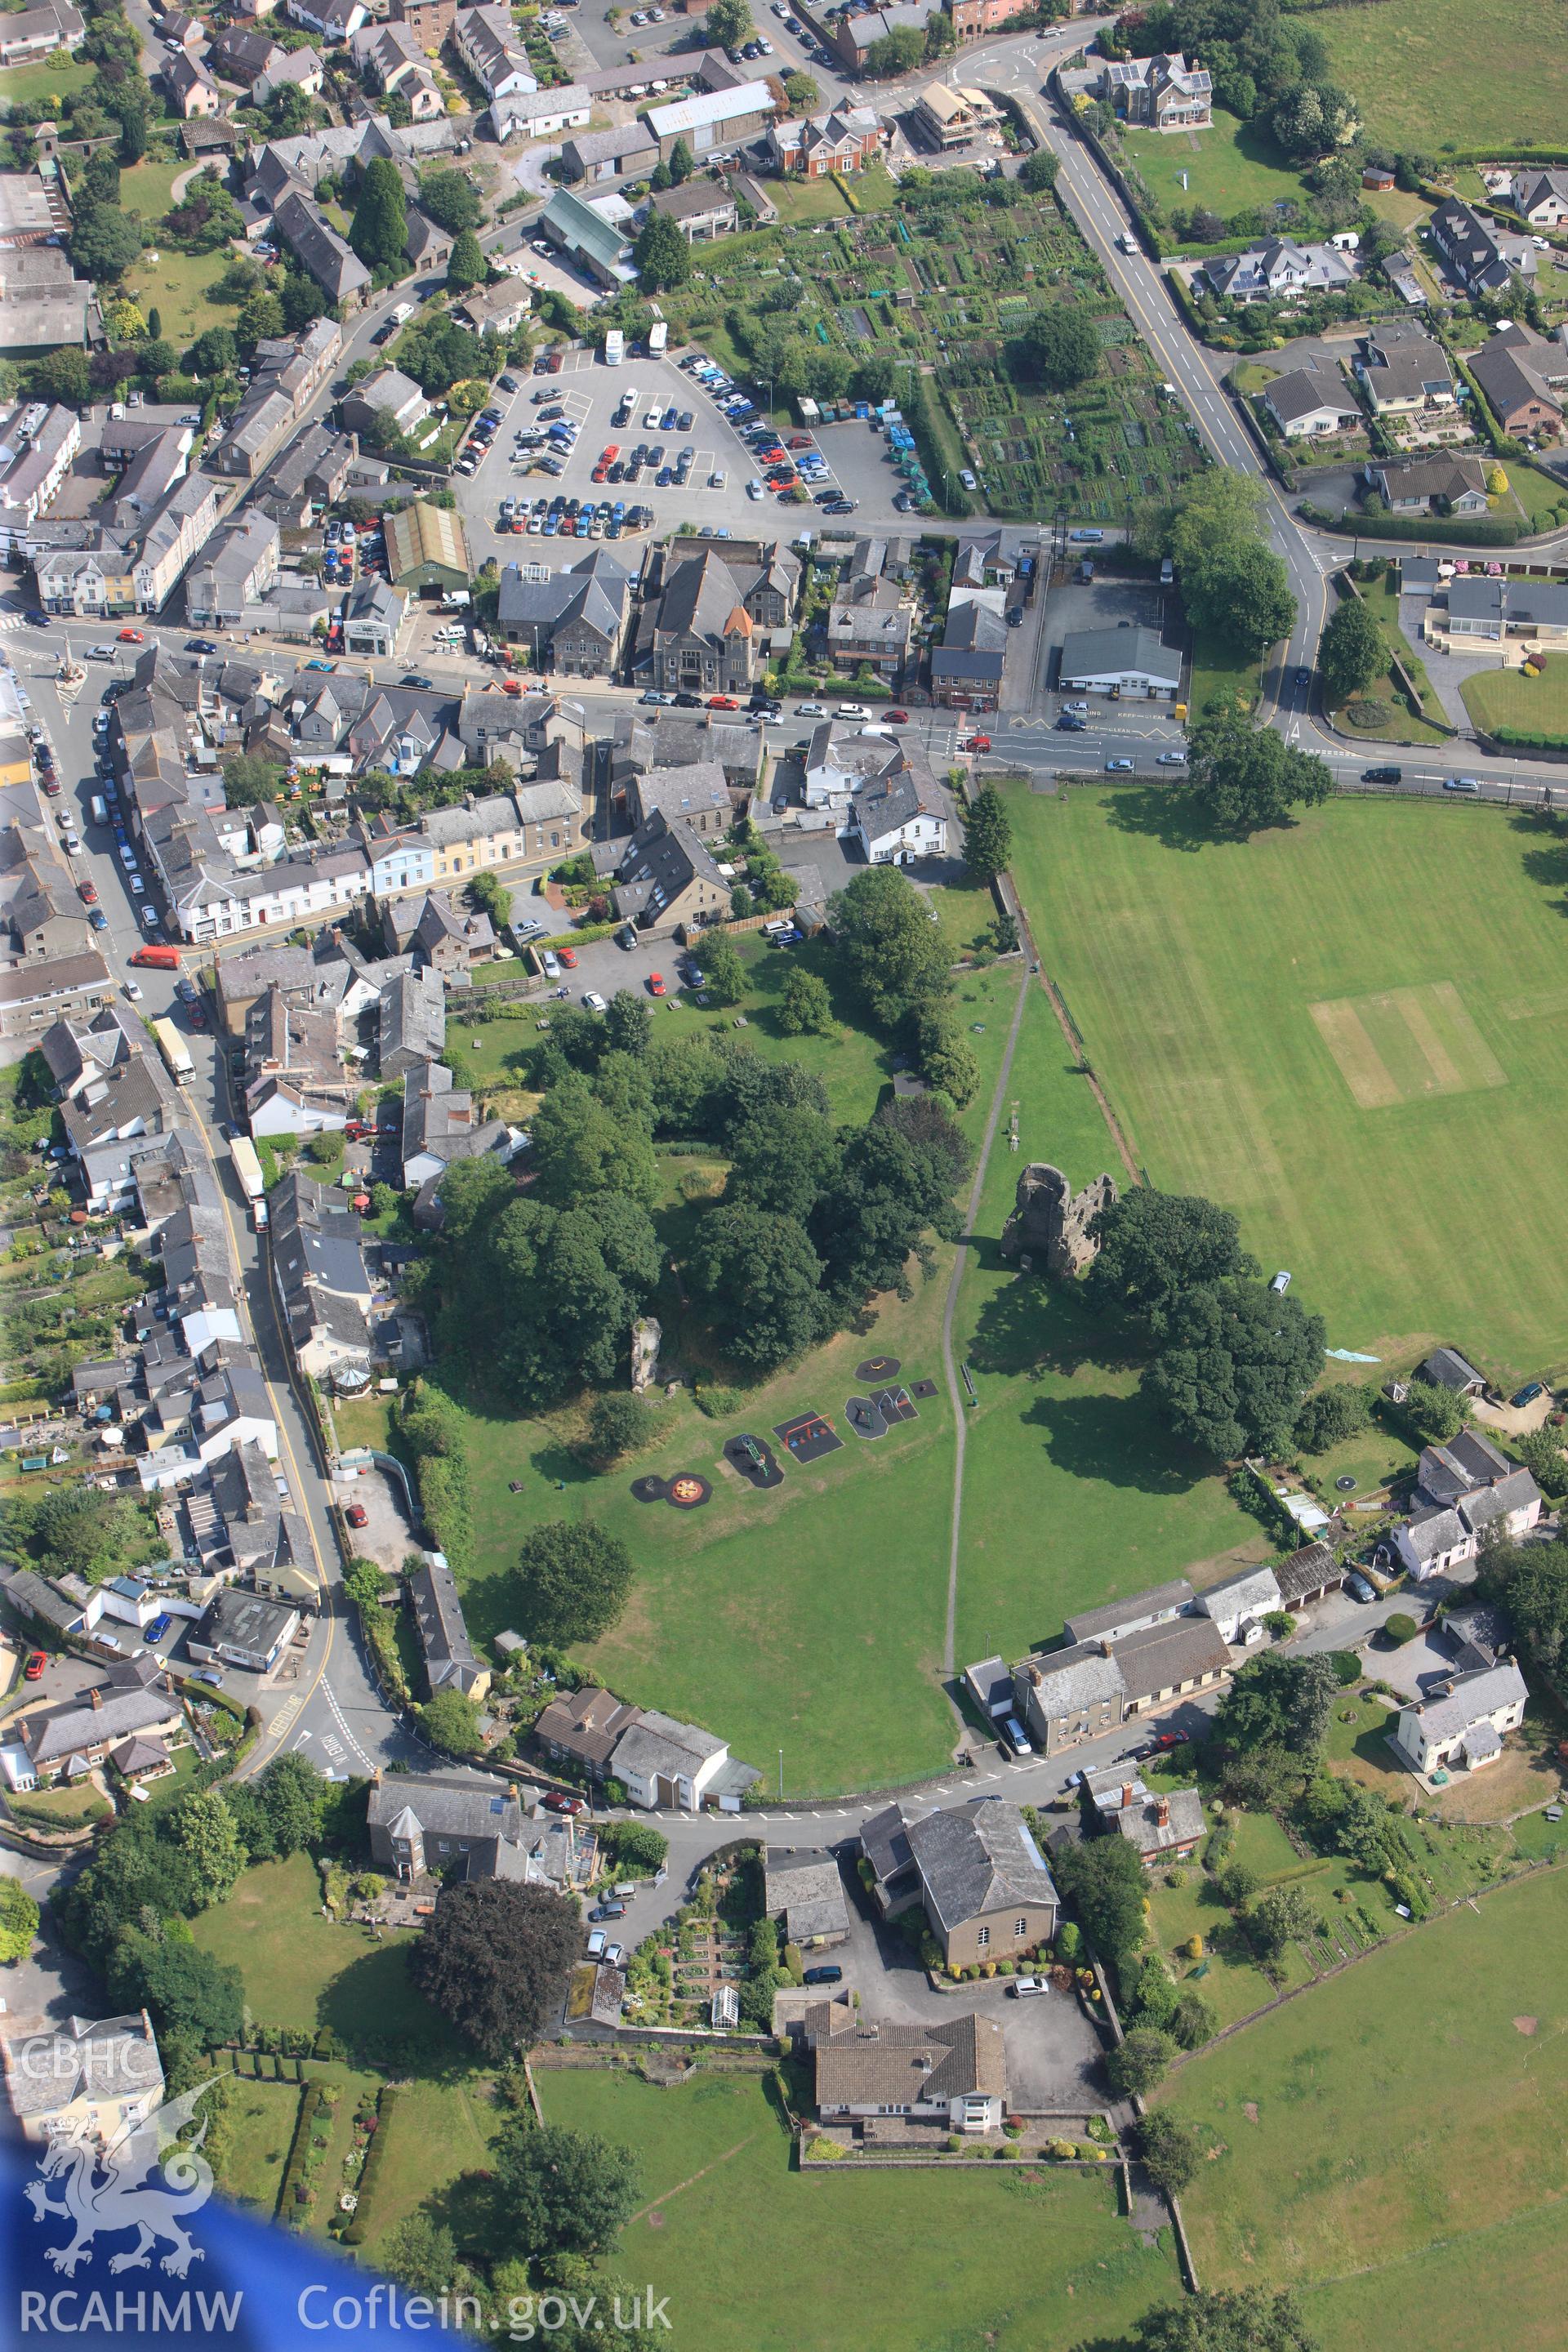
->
{"left": 1156, "top": 1797, "right": 1170, "bottom": 1828}
{"left": 1100, "top": 1638, "right": 1114, "bottom": 1659}
{"left": 89, "top": 1686, "right": 102, "bottom": 1711}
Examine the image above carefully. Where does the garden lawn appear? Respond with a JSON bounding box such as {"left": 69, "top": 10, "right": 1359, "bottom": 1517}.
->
{"left": 1002, "top": 784, "right": 1568, "bottom": 1384}
{"left": 1341, "top": 570, "right": 1448, "bottom": 740}
{"left": 438, "top": 964, "right": 1027, "bottom": 1797}
{"left": 0, "top": 57, "right": 96, "bottom": 110}
{"left": 1120, "top": 111, "right": 1307, "bottom": 222}
{"left": 1503, "top": 463, "right": 1568, "bottom": 532}
{"left": 119, "top": 242, "right": 232, "bottom": 359}
{"left": 1187, "top": 624, "right": 1259, "bottom": 719}
{"left": 190, "top": 1855, "right": 461, "bottom": 2061}
{"left": 1461, "top": 649, "right": 1568, "bottom": 744}
{"left": 769, "top": 175, "right": 853, "bottom": 226}
{"left": 214, "top": 2075, "right": 301, "bottom": 2221}
{"left": 537, "top": 2065, "right": 1182, "bottom": 2352}
{"left": 1159, "top": 1866, "right": 1568, "bottom": 2298}
{"left": 951, "top": 982, "right": 1263, "bottom": 1668}
{"left": 1316, "top": 0, "right": 1568, "bottom": 149}
{"left": 1144, "top": 1865, "right": 1312, "bottom": 2030}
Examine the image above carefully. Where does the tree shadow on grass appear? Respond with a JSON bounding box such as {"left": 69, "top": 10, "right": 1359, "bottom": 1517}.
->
{"left": 316, "top": 1942, "right": 474, "bottom": 2082}
{"left": 1511, "top": 806, "right": 1568, "bottom": 905}
{"left": 1022, "top": 1388, "right": 1218, "bottom": 1498}
{"left": 970, "top": 1268, "right": 1145, "bottom": 1384}
{"left": 425, "top": 2162, "right": 511, "bottom": 2266}
{"left": 1099, "top": 783, "right": 1224, "bottom": 854}
{"left": 527, "top": 1438, "right": 595, "bottom": 1488}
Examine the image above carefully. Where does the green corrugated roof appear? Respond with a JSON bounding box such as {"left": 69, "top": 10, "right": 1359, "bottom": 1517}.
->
{"left": 542, "top": 188, "right": 630, "bottom": 273}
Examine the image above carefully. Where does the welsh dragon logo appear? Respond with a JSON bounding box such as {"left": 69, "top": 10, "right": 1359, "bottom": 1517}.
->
{"left": 24, "top": 2078, "right": 218, "bottom": 2278}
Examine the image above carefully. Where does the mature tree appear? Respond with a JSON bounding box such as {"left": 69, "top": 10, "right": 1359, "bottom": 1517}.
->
{"left": 716, "top": 1049, "right": 829, "bottom": 1139}
{"left": 875, "top": 1091, "right": 973, "bottom": 1191}
{"left": 1132, "top": 2286, "right": 1321, "bottom": 2352}
{"left": 706, "top": 0, "right": 752, "bottom": 42}
{"left": 1318, "top": 593, "right": 1383, "bottom": 708}
{"left": 467, "top": 1192, "right": 662, "bottom": 1407}
{"left": 29, "top": 1486, "right": 136, "bottom": 1583}
{"left": 254, "top": 1752, "right": 323, "bottom": 1855}
{"left": 960, "top": 782, "right": 1013, "bottom": 882}
{"left": 531, "top": 1076, "right": 658, "bottom": 1209}
{"left": 1018, "top": 148, "right": 1060, "bottom": 193}
{"left": 446, "top": 229, "right": 488, "bottom": 291}
{"left": 913, "top": 1004, "right": 978, "bottom": 1107}
{"left": 411, "top": 1881, "right": 581, "bottom": 2060}
{"left": 690, "top": 1203, "right": 832, "bottom": 1370}
{"left": 692, "top": 929, "right": 742, "bottom": 1006}
{"left": 1087, "top": 1188, "right": 1253, "bottom": 1318}
{"left": 69, "top": 203, "right": 142, "bottom": 281}
{"left": 1017, "top": 305, "right": 1100, "bottom": 390}
{"left": 1272, "top": 78, "right": 1357, "bottom": 158}
{"left": 381, "top": 2214, "right": 457, "bottom": 2301}
{"left": 419, "top": 1686, "right": 484, "bottom": 1756}
{"left": 1402, "top": 1376, "right": 1466, "bottom": 1441}
{"left": 1507, "top": 1423, "right": 1568, "bottom": 1502}
{"left": 492, "top": 2118, "right": 639, "bottom": 2257}
{"left": 1477, "top": 1531, "right": 1568, "bottom": 1677}
{"left": 829, "top": 866, "right": 951, "bottom": 1026}
{"left": 169, "top": 1791, "right": 247, "bottom": 1909}
{"left": 863, "top": 24, "right": 925, "bottom": 73}
{"left": 579, "top": 1392, "right": 661, "bottom": 1470}
{"left": 598, "top": 1820, "right": 669, "bottom": 1873}
{"left": 810, "top": 1122, "right": 960, "bottom": 1304}
{"left": 1294, "top": 1381, "right": 1370, "bottom": 1453}
{"left": 1170, "top": 1986, "right": 1218, "bottom": 2051}
{"left": 777, "top": 965, "right": 834, "bottom": 1037}
{"left": 1161, "top": 470, "right": 1296, "bottom": 661}
{"left": 29, "top": 347, "right": 91, "bottom": 406}
{"left": 634, "top": 212, "right": 691, "bottom": 292}
{"left": 466, "top": 867, "right": 511, "bottom": 930}
{"left": 514, "top": 1520, "right": 635, "bottom": 1646}
{"left": 1213, "top": 1860, "right": 1259, "bottom": 1910}
{"left": 221, "top": 751, "right": 286, "bottom": 809}
{"left": 185, "top": 326, "right": 237, "bottom": 378}
{"left": 1107, "top": 2026, "right": 1176, "bottom": 2098}
{"left": 1248, "top": 1882, "right": 1319, "bottom": 1961}
{"left": 352, "top": 156, "right": 409, "bottom": 270}
{"left": 1213, "top": 1650, "right": 1339, "bottom": 1757}
{"left": 1050, "top": 1833, "right": 1147, "bottom": 1968}
{"left": 1134, "top": 2109, "right": 1207, "bottom": 2199}
{"left": 666, "top": 136, "right": 695, "bottom": 185}
{"left": 1144, "top": 1276, "right": 1326, "bottom": 1457}
{"left": 418, "top": 168, "right": 485, "bottom": 234}
{"left": 604, "top": 989, "right": 654, "bottom": 1057}
{"left": 236, "top": 289, "right": 287, "bottom": 349}
{"left": 726, "top": 1102, "right": 840, "bottom": 1222}
{"left": 83, "top": 148, "right": 121, "bottom": 206}
{"left": 782, "top": 70, "right": 820, "bottom": 111}
{"left": 109, "top": 1934, "right": 244, "bottom": 2050}
{"left": 0, "top": 1878, "right": 39, "bottom": 1962}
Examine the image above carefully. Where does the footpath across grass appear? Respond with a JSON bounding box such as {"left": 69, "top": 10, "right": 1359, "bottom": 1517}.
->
{"left": 1002, "top": 783, "right": 1568, "bottom": 1384}
{"left": 537, "top": 2065, "right": 1182, "bottom": 2352}
{"left": 1160, "top": 1865, "right": 1568, "bottom": 2314}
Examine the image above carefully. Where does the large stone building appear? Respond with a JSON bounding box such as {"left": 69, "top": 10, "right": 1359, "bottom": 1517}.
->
{"left": 1000, "top": 1162, "right": 1116, "bottom": 1277}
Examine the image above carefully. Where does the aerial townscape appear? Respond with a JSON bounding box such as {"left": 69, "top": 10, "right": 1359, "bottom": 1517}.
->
{"left": 2, "top": 0, "right": 1568, "bottom": 2338}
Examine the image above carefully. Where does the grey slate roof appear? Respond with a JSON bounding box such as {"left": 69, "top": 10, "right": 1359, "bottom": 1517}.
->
{"left": 409, "top": 1554, "right": 484, "bottom": 1694}
{"left": 1017, "top": 1641, "right": 1127, "bottom": 1717}
{"left": 2, "top": 2012, "right": 163, "bottom": 2126}
{"left": 1064, "top": 1579, "right": 1195, "bottom": 1646}
{"left": 904, "top": 1797, "right": 1057, "bottom": 1933}
{"left": 813, "top": 2011, "right": 1007, "bottom": 2110}
{"left": 1113, "top": 1613, "right": 1232, "bottom": 1702}
{"left": 764, "top": 1850, "right": 849, "bottom": 1944}
{"left": 24, "top": 1684, "right": 179, "bottom": 1767}
{"left": 1401, "top": 1660, "right": 1527, "bottom": 1747}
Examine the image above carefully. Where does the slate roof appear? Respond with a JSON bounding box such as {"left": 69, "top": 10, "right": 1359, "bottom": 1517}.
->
{"left": 1058, "top": 625, "right": 1181, "bottom": 685}
{"left": 611, "top": 1707, "right": 726, "bottom": 1782}
{"left": 409, "top": 1554, "right": 483, "bottom": 1693}
{"left": 904, "top": 1797, "right": 1057, "bottom": 1933}
{"left": 367, "top": 1769, "right": 523, "bottom": 1846}
{"left": 1263, "top": 366, "right": 1361, "bottom": 426}
{"left": 24, "top": 1684, "right": 179, "bottom": 1767}
{"left": 1419, "top": 1347, "right": 1487, "bottom": 1392}
{"left": 1111, "top": 1784, "right": 1206, "bottom": 1856}
{"left": 1064, "top": 1579, "right": 1195, "bottom": 1646}
{"left": 764, "top": 1850, "right": 849, "bottom": 1944}
{"left": 273, "top": 189, "right": 372, "bottom": 306}
{"left": 1468, "top": 336, "right": 1564, "bottom": 421}
{"left": 1401, "top": 1661, "right": 1527, "bottom": 1747}
{"left": 858, "top": 1797, "right": 929, "bottom": 1891}
{"left": 813, "top": 2012, "right": 1006, "bottom": 2109}
{"left": 1017, "top": 1641, "right": 1127, "bottom": 1717}
{"left": 2, "top": 2012, "right": 163, "bottom": 2126}
{"left": 1113, "top": 1614, "right": 1232, "bottom": 1702}
{"left": 1194, "top": 1564, "right": 1282, "bottom": 1624}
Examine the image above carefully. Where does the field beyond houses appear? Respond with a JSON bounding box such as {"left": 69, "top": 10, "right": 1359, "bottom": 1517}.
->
{"left": 1315, "top": 0, "right": 1568, "bottom": 149}
{"left": 1003, "top": 785, "right": 1568, "bottom": 1388}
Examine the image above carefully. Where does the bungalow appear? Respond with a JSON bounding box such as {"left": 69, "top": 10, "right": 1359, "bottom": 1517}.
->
{"left": 809, "top": 2009, "right": 1006, "bottom": 2136}
{"left": 1394, "top": 1661, "right": 1528, "bottom": 1776}
{"left": 1418, "top": 1347, "right": 1488, "bottom": 1397}
{"left": 1362, "top": 452, "right": 1489, "bottom": 513}
{"left": 408, "top": 1552, "right": 489, "bottom": 1700}
{"left": 1261, "top": 368, "right": 1362, "bottom": 440}
{"left": 902, "top": 1795, "right": 1058, "bottom": 1967}
{"left": 1058, "top": 624, "right": 1181, "bottom": 696}
{"left": 1205, "top": 238, "right": 1354, "bottom": 305}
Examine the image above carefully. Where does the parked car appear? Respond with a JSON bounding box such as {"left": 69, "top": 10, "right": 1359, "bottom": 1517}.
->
{"left": 145, "top": 1614, "right": 172, "bottom": 1646}
{"left": 345, "top": 1503, "right": 369, "bottom": 1529}
{"left": 1511, "top": 1381, "right": 1547, "bottom": 1409}
{"left": 1361, "top": 765, "right": 1402, "bottom": 785}
{"left": 1007, "top": 1976, "right": 1048, "bottom": 1998}
{"left": 23, "top": 1650, "right": 46, "bottom": 1682}
{"left": 1268, "top": 1269, "right": 1291, "bottom": 1294}
{"left": 803, "top": 1965, "right": 842, "bottom": 1986}
{"left": 1346, "top": 1571, "right": 1377, "bottom": 1603}
{"left": 544, "top": 1793, "right": 586, "bottom": 1815}
{"left": 1104, "top": 757, "right": 1134, "bottom": 773}
{"left": 647, "top": 971, "right": 666, "bottom": 996}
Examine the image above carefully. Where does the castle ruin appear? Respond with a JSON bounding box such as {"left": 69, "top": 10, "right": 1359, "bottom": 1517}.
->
{"left": 1000, "top": 1163, "right": 1118, "bottom": 1280}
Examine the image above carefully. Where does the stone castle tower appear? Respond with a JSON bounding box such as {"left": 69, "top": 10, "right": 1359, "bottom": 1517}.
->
{"left": 1000, "top": 1163, "right": 1118, "bottom": 1279}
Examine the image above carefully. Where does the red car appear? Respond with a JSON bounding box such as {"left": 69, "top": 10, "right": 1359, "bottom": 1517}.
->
{"left": 787, "top": 434, "right": 814, "bottom": 449}
{"left": 23, "top": 1650, "right": 46, "bottom": 1682}
{"left": 345, "top": 1503, "right": 369, "bottom": 1529}
{"left": 546, "top": 351, "right": 564, "bottom": 374}
{"left": 118, "top": 627, "right": 144, "bottom": 644}
{"left": 887, "top": 710, "right": 909, "bottom": 724}
{"left": 708, "top": 694, "right": 739, "bottom": 710}
{"left": 543, "top": 1792, "right": 586, "bottom": 1815}
{"left": 1155, "top": 1730, "right": 1189, "bottom": 1749}
{"left": 78, "top": 880, "right": 98, "bottom": 903}
{"left": 647, "top": 971, "right": 666, "bottom": 997}
{"left": 960, "top": 733, "right": 992, "bottom": 754}
{"left": 187, "top": 1006, "right": 206, "bottom": 1029}
{"left": 599, "top": 444, "right": 620, "bottom": 463}
{"left": 557, "top": 945, "right": 578, "bottom": 968}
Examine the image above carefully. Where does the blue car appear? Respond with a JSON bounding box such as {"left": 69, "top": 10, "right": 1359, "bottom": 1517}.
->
{"left": 88, "top": 908, "right": 108, "bottom": 930}
{"left": 145, "top": 1612, "right": 172, "bottom": 1645}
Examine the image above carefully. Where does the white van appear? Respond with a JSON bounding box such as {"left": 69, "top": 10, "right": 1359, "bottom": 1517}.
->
{"left": 89, "top": 795, "right": 107, "bottom": 825}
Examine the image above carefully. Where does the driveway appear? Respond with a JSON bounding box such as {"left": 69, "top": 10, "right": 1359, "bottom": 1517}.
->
{"left": 333, "top": 1461, "right": 415, "bottom": 1573}
{"left": 832, "top": 1866, "right": 1106, "bottom": 2108}
{"left": 1370, "top": 1623, "right": 1459, "bottom": 1702}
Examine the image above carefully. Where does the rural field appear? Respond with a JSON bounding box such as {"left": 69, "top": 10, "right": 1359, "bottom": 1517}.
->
{"left": 1158, "top": 1867, "right": 1568, "bottom": 2327}
{"left": 1316, "top": 0, "right": 1568, "bottom": 149}
{"left": 537, "top": 2065, "right": 1182, "bottom": 2352}
{"left": 1002, "top": 784, "right": 1568, "bottom": 1386}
